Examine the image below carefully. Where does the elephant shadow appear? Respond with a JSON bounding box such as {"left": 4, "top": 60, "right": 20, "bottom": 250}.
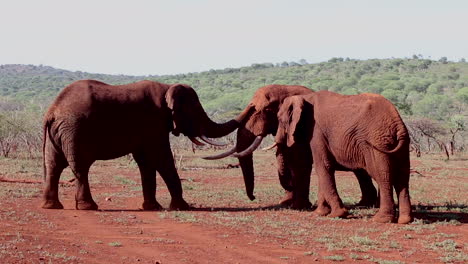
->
{"left": 95, "top": 204, "right": 467, "bottom": 224}
{"left": 411, "top": 204, "right": 468, "bottom": 224}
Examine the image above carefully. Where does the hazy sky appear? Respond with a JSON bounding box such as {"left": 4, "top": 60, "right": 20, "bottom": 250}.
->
{"left": 1, "top": 0, "right": 467, "bottom": 76}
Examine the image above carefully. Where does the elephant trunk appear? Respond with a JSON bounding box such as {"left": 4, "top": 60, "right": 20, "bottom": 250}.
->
{"left": 236, "top": 127, "right": 257, "bottom": 200}
{"left": 239, "top": 153, "right": 255, "bottom": 200}
{"left": 200, "top": 104, "right": 253, "bottom": 139}
{"left": 201, "top": 117, "right": 240, "bottom": 138}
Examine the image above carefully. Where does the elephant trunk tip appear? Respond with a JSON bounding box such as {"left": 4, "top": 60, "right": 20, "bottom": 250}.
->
{"left": 247, "top": 193, "right": 256, "bottom": 201}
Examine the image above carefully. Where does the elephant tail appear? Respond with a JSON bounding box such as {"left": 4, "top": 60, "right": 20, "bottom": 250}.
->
{"left": 42, "top": 118, "right": 49, "bottom": 182}
{"left": 369, "top": 138, "right": 407, "bottom": 154}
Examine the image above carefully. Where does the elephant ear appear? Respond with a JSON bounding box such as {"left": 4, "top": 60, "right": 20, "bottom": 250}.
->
{"left": 165, "top": 84, "right": 193, "bottom": 136}
{"left": 276, "top": 96, "right": 307, "bottom": 147}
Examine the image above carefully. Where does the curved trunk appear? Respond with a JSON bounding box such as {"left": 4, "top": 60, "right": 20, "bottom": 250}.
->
{"left": 236, "top": 127, "right": 257, "bottom": 200}
{"left": 201, "top": 117, "right": 239, "bottom": 138}
{"left": 239, "top": 154, "right": 255, "bottom": 200}
{"left": 200, "top": 105, "right": 253, "bottom": 138}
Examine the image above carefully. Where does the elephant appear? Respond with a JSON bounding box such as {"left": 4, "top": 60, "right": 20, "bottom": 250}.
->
{"left": 42, "top": 80, "right": 245, "bottom": 211}
{"left": 275, "top": 91, "right": 412, "bottom": 224}
{"left": 204, "top": 85, "right": 378, "bottom": 209}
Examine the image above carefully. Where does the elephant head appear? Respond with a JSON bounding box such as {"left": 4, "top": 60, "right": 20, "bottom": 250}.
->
{"left": 204, "top": 85, "right": 313, "bottom": 200}
{"left": 165, "top": 84, "right": 242, "bottom": 144}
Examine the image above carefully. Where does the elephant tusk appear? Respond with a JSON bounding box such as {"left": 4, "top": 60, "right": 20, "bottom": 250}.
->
{"left": 202, "top": 145, "right": 237, "bottom": 160}
{"left": 262, "top": 142, "right": 277, "bottom": 151}
{"left": 189, "top": 137, "right": 205, "bottom": 146}
{"left": 200, "top": 135, "right": 228, "bottom": 146}
{"left": 232, "top": 136, "right": 264, "bottom": 158}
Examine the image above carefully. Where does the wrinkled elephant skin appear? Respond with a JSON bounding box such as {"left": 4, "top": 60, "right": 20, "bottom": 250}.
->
{"left": 42, "top": 80, "right": 240, "bottom": 211}
{"left": 276, "top": 91, "right": 412, "bottom": 224}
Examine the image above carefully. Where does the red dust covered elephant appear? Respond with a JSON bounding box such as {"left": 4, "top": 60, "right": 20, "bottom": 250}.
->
{"left": 275, "top": 91, "right": 412, "bottom": 224}
{"left": 204, "top": 85, "right": 378, "bottom": 209}
{"left": 42, "top": 80, "right": 241, "bottom": 211}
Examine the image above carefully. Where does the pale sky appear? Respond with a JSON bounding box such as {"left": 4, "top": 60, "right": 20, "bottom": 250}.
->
{"left": 1, "top": 0, "right": 467, "bottom": 76}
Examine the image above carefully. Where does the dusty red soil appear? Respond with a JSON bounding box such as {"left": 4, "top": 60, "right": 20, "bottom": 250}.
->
{"left": 1, "top": 154, "right": 467, "bottom": 263}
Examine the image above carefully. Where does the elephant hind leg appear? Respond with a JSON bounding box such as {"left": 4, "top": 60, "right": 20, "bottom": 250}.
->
{"left": 42, "top": 140, "right": 68, "bottom": 209}
{"left": 69, "top": 161, "right": 98, "bottom": 210}
{"left": 394, "top": 170, "right": 412, "bottom": 224}
{"left": 372, "top": 177, "right": 395, "bottom": 223}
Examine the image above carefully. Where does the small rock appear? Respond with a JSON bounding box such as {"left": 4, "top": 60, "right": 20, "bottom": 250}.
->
{"left": 105, "top": 197, "right": 112, "bottom": 201}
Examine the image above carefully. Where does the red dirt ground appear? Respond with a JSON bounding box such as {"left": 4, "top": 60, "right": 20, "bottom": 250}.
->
{"left": 1, "top": 154, "right": 467, "bottom": 263}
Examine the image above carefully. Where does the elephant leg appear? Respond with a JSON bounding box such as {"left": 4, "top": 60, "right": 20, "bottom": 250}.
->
{"left": 394, "top": 163, "right": 412, "bottom": 224}
{"left": 314, "top": 192, "right": 331, "bottom": 216}
{"left": 313, "top": 151, "right": 347, "bottom": 218}
{"left": 155, "top": 143, "right": 190, "bottom": 211}
{"left": 132, "top": 152, "right": 162, "bottom": 211}
{"left": 276, "top": 146, "right": 294, "bottom": 207}
{"left": 42, "top": 140, "right": 67, "bottom": 209}
{"left": 70, "top": 162, "right": 98, "bottom": 210}
{"left": 373, "top": 179, "right": 395, "bottom": 223}
{"left": 354, "top": 169, "right": 378, "bottom": 208}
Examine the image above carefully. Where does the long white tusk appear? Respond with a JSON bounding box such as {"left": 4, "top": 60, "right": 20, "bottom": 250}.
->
{"left": 232, "top": 136, "right": 263, "bottom": 158}
{"left": 202, "top": 145, "right": 237, "bottom": 160}
{"left": 262, "top": 142, "right": 277, "bottom": 151}
{"left": 189, "top": 137, "right": 205, "bottom": 146}
{"left": 200, "top": 135, "right": 228, "bottom": 146}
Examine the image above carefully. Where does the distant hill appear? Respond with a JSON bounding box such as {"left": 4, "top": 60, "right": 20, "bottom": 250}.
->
{"left": 1, "top": 58, "right": 467, "bottom": 120}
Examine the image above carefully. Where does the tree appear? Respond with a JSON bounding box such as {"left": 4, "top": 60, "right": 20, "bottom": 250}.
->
{"left": 406, "top": 118, "right": 449, "bottom": 159}
{"left": 456, "top": 87, "right": 468, "bottom": 104}
{"left": 447, "top": 115, "right": 466, "bottom": 154}
{"left": 439, "top": 57, "right": 448, "bottom": 64}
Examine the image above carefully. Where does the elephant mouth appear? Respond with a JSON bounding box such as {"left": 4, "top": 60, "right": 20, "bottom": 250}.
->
{"left": 202, "top": 136, "right": 264, "bottom": 160}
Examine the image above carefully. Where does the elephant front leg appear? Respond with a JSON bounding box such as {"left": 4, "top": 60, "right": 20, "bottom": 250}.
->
{"left": 313, "top": 153, "right": 347, "bottom": 218}
{"left": 133, "top": 153, "right": 163, "bottom": 211}
{"left": 154, "top": 146, "right": 190, "bottom": 211}
{"left": 354, "top": 169, "right": 378, "bottom": 208}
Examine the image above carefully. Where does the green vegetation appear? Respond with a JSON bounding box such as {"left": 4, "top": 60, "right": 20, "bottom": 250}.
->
{"left": 0, "top": 57, "right": 467, "bottom": 157}
{"left": 2, "top": 58, "right": 467, "bottom": 117}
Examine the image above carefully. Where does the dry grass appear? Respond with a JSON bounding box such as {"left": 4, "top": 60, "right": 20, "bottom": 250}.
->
{"left": 0, "top": 150, "right": 466, "bottom": 263}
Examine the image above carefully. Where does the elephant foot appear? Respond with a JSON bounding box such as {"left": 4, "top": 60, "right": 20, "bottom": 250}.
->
{"left": 42, "top": 200, "right": 64, "bottom": 209}
{"left": 279, "top": 191, "right": 294, "bottom": 207}
{"left": 141, "top": 201, "right": 163, "bottom": 211}
{"left": 169, "top": 199, "right": 190, "bottom": 211}
{"left": 372, "top": 212, "right": 394, "bottom": 223}
{"left": 291, "top": 199, "right": 312, "bottom": 210}
{"left": 397, "top": 214, "right": 412, "bottom": 224}
{"left": 328, "top": 207, "right": 348, "bottom": 218}
{"left": 313, "top": 205, "right": 331, "bottom": 216}
{"left": 76, "top": 200, "right": 98, "bottom": 210}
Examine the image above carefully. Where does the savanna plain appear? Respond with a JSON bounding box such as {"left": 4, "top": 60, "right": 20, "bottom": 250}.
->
{"left": 0, "top": 142, "right": 467, "bottom": 264}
